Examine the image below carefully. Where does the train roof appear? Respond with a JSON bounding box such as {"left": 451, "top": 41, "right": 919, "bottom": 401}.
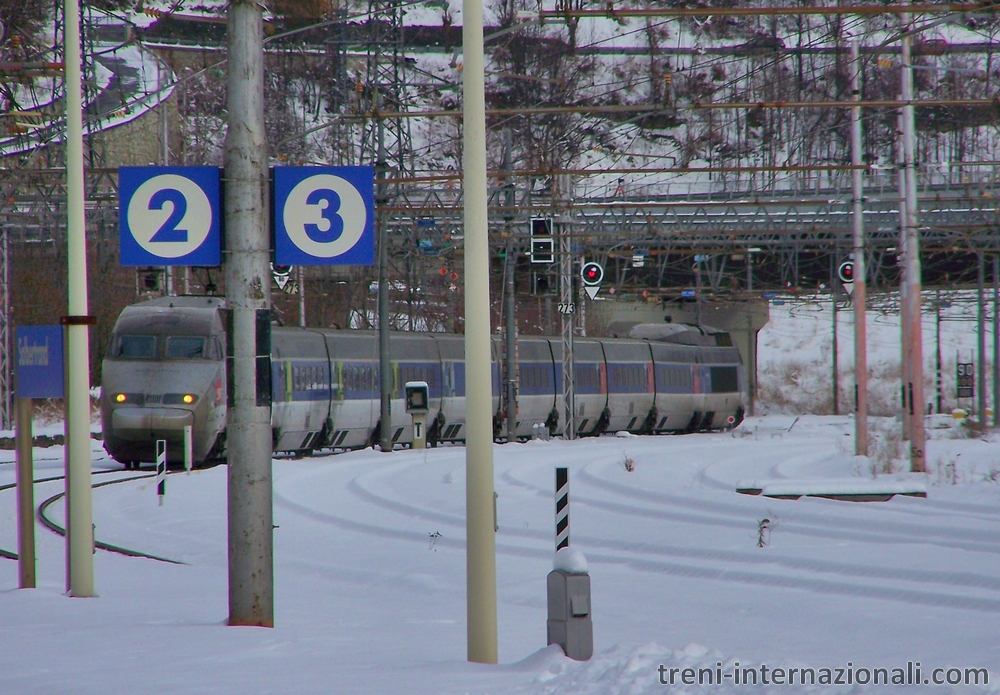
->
{"left": 115, "top": 296, "right": 225, "bottom": 335}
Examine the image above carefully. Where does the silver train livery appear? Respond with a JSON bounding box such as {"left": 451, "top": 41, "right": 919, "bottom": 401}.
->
{"left": 100, "top": 296, "right": 746, "bottom": 466}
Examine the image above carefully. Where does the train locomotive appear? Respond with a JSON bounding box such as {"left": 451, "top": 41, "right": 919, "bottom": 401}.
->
{"left": 100, "top": 296, "right": 746, "bottom": 467}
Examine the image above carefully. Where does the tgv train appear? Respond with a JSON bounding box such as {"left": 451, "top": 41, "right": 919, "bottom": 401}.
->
{"left": 100, "top": 296, "right": 746, "bottom": 466}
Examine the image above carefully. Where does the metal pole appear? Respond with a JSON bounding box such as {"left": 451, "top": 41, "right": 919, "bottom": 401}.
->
{"left": 559, "top": 201, "right": 575, "bottom": 441}
{"left": 993, "top": 255, "right": 999, "bottom": 427}
{"left": 978, "top": 252, "right": 987, "bottom": 423}
{"left": 224, "top": 0, "right": 273, "bottom": 627}
{"left": 900, "top": 16, "right": 927, "bottom": 472}
{"left": 462, "top": 0, "right": 498, "bottom": 664}
{"left": 16, "top": 397, "right": 35, "bottom": 589}
{"left": 850, "top": 40, "right": 868, "bottom": 454}
{"left": 64, "top": 0, "right": 95, "bottom": 598}
{"left": 896, "top": 110, "right": 910, "bottom": 436}
{"left": 377, "top": 94, "right": 392, "bottom": 453}
{"left": 746, "top": 251, "right": 755, "bottom": 417}
{"left": 161, "top": 58, "right": 174, "bottom": 297}
{"left": 1, "top": 226, "right": 10, "bottom": 431}
{"left": 298, "top": 266, "right": 306, "bottom": 327}
{"left": 935, "top": 289, "right": 943, "bottom": 414}
{"left": 503, "top": 130, "right": 517, "bottom": 444}
{"left": 831, "top": 253, "right": 839, "bottom": 416}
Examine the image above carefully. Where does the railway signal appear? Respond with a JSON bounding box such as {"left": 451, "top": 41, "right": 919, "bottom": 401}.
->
{"left": 838, "top": 260, "right": 854, "bottom": 284}
{"left": 530, "top": 218, "right": 554, "bottom": 264}
{"left": 580, "top": 261, "right": 604, "bottom": 300}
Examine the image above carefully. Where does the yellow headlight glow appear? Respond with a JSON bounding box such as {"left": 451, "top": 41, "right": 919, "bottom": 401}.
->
{"left": 115, "top": 393, "right": 127, "bottom": 403}
{"left": 182, "top": 394, "right": 195, "bottom": 404}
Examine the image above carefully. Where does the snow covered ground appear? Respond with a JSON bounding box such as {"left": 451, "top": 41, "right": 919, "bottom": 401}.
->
{"left": 2, "top": 413, "right": 999, "bottom": 694}
{"left": 2, "top": 296, "right": 999, "bottom": 693}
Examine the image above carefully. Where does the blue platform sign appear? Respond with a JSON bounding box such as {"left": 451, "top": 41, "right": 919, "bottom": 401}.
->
{"left": 274, "top": 166, "right": 375, "bottom": 266}
{"left": 119, "top": 166, "right": 221, "bottom": 267}
{"left": 15, "top": 326, "right": 64, "bottom": 399}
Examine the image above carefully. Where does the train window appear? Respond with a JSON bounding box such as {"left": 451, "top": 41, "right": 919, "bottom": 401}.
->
{"left": 166, "top": 336, "right": 207, "bottom": 359}
{"left": 116, "top": 335, "right": 156, "bottom": 358}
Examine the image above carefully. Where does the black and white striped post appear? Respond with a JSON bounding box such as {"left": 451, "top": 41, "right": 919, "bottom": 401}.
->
{"left": 156, "top": 439, "right": 166, "bottom": 506}
{"left": 555, "top": 467, "right": 569, "bottom": 551}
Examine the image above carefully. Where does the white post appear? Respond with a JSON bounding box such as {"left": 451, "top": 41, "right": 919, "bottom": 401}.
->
{"left": 183, "top": 425, "right": 193, "bottom": 472}
{"left": 900, "top": 12, "right": 927, "bottom": 472}
{"left": 463, "top": 0, "right": 498, "bottom": 665}
{"left": 850, "top": 40, "right": 868, "bottom": 456}
{"left": 64, "top": 0, "right": 95, "bottom": 598}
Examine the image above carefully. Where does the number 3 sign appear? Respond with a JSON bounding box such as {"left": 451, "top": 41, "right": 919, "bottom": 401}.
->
{"left": 119, "top": 166, "right": 221, "bottom": 266}
{"left": 274, "top": 166, "right": 375, "bottom": 266}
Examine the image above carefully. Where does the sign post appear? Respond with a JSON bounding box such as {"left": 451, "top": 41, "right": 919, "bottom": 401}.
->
{"left": 15, "top": 325, "right": 65, "bottom": 590}
{"left": 15, "top": 398, "right": 34, "bottom": 588}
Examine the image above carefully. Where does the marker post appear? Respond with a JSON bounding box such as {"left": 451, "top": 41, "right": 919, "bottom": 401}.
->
{"left": 156, "top": 440, "right": 166, "bottom": 505}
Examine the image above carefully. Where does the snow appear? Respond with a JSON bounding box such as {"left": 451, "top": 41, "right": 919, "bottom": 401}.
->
{"left": 553, "top": 548, "right": 588, "bottom": 575}
{"left": 737, "top": 477, "right": 928, "bottom": 499}
{"left": 2, "top": 295, "right": 1000, "bottom": 693}
{"left": 2, "top": 412, "right": 1000, "bottom": 694}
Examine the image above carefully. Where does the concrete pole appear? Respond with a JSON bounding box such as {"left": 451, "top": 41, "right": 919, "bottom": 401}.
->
{"left": 503, "top": 129, "right": 517, "bottom": 443}
{"left": 64, "top": 0, "right": 95, "bottom": 598}
{"left": 462, "top": 0, "right": 498, "bottom": 664}
{"left": 377, "top": 97, "right": 392, "bottom": 453}
{"left": 224, "top": 0, "right": 273, "bottom": 627}
{"left": 900, "top": 20, "right": 927, "bottom": 472}
{"left": 850, "top": 40, "right": 868, "bottom": 455}
{"left": 978, "top": 252, "right": 987, "bottom": 424}
{"left": 16, "top": 398, "right": 35, "bottom": 589}
{"left": 993, "top": 255, "right": 999, "bottom": 426}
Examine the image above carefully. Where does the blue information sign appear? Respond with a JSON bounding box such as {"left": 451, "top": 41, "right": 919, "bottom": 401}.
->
{"left": 15, "top": 326, "right": 64, "bottom": 399}
{"left": 274, "top": 166, "right": 375, "bottom": 266}
{"left": 119, "top": 166, "right": 221, "bottom": 267}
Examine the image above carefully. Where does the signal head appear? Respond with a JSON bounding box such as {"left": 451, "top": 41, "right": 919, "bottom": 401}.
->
{"left": 580, "top": 261, "right": 604, "bottom": 286}
{"left": 837, "top": 261, "right": 854, "bottom": 284}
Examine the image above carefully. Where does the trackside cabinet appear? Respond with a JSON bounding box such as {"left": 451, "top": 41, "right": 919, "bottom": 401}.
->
{"left": 546, "top": 569, "right": 593, "bottom": 660}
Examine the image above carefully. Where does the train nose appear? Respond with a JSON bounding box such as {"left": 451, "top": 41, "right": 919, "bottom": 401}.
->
{"left": 111, "top": 406, "right": 195, "bottom": 440}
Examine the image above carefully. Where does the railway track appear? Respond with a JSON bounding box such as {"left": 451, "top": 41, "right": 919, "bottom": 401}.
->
{"left": 0, "top": 467, "right": 186, "bottom": 566}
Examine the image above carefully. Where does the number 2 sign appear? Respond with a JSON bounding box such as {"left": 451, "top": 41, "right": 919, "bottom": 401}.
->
{"left": 119, "top": 166, "right": 221, "bottom": 266}
{"left": 274, "top": 166, "right": 375, "bottom": 266}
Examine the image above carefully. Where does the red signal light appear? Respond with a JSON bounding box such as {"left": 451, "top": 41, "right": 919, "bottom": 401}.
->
{"left": 580, "top": 261, "right": 604, "bottom": 286}
{"left": 838, "top": 261, "right": 854, "bottom": 283}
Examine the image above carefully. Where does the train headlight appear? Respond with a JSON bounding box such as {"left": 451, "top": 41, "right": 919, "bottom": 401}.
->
{"left": 182, "top": 394, "right": 195, "bottom": 404}
{"left": 115, "top": 393, "right": 127, "bottom": 403}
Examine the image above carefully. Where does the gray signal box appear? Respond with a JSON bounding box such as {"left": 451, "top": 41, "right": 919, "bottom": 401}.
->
{"left": 547, "top": 569, "right": 593, "bottom": 661}
{"left": 405, "top": 381, "right": 429, "bottom": 449}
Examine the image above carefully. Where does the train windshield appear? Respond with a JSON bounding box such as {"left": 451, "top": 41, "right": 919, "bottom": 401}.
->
{"left": 165, "top": 336, "right": 207, "bottom": 360}
{"left": 115, "top": 335, "right": 156, "bottom": 359}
